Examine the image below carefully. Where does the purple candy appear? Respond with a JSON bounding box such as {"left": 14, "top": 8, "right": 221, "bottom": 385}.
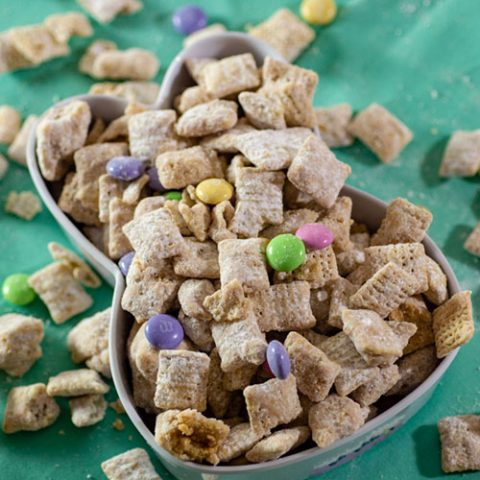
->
{"left": 145, "top": 314, "right": 184, "bottom": 349}
{"left": 266, "top": 340, "right": 290, "bottom": 380}
{"left": 172, "top": 5, "right": 207, "bottom": 35}
{"left": 296, "top": 223, "right": 334, "bottom": 251}
{"left": 106, "top": 156, "right": 145, "bottom": 181}
{"left": 147, "top": 167, "right": 165, "bottom": 192}
{"left": 118, "top": 251, "right": 135, "bottom": 276}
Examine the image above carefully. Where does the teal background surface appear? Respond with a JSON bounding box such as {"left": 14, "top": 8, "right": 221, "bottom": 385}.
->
{"left": 0, "top": 0, "right": 479, "bottom": 478}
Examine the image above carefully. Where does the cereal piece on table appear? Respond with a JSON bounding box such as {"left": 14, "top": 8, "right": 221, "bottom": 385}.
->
{"left": 0, "top": 153, "right": 8, "bottom": 179}
{"left": 178, "top": 201, "right": 210, "bottom": 241}
{"left": 246, "top": 426, "right": 310, "bottom": 463}
{"left": 80, "top": 40, "right": 159, "bottom": 80}
{"left": 319, "top": 196, "right": 353, "bottom": 253}
{"left": 234, "top": 128, "right": 311, "bottom": 171}
{"left": 387, "top": 345, "right": 437, "bottom": 397}
{"left": 201, "top": 53, "right": 260, "bottom": 98}
{"left": 47, "top": 369, "right": 109, "bottom": 397}
{"left": 389, "top": 297, "right": 434, "bottom": 354}
{"left": 175, "top": 85, "right": 215, "bottom": 113}
{"left": 155, "top": 409, "right": 229, "bottom": 465}
{"left": 173, "top": 238, "right": 220, "bottom": 279}
{"left": 29, "top": 263, "right": 92, "bottom": 324}
{"left": 3, "top": 383, "right": 60, "bottom": 433}
{"left": 0, "top": 314, "right": 44, "bottom": 377}
{"left": 209, "top": 200, "right": 236, "bottom": 243}
{"left": 371, "top": 198, "right": 432, "bottom": 246}
{"left": 309, "top": 394, "right": 367, "bottom": 448}
{"left": 123, "top": 208, "right": 186, "bottom": 265}
{"left": 0, "top": 105, "right": 20, "bottom": 144}
{"left": 108, "top": 198, "right": 135, "bottom": 259}
{"left": 48, "top": 242, "right": 100, "bottom": 288}
{"left": 184, "top": 23, "right": 227, "bottom": 47}
{"left": 288, "top": 135, "right": 351, "bottom": 209}
{"left": 348, "top": 103, "right": 413, "bottom": 163}
{"left": 109, "top": 399, "right": 125, "bottom": 414}
{"left": 261, "top": 208, "right": 319, "bottom": 239}
{"left": 70, "top": 394, "right": 107, "bottom": 427}
{"left": 328, "top": 277, "right": 357, "bottom": 328}
{"left": 230, "top": 168, "right": 285, "bottom": 237}
{"left": 335, "top": 367, "right": 380, "bottom": 397}
{"left": 203, "top": 279, "right": 247, "bottom": 323}
{"left": 349, "top": 262, "right": 419, "bottom": 317}
{"left": 5, "top": 191, "right": 41, "bottom": 220}
{"left": 0, "top": 31, "right": 33, "bottom": 73}
{"left": 218, "top": 422, "right": 264, "bottom": 462}
{"left": 285, "top": 332, "right": 341, "bottom": 402}
{"left": 438, "top": 415, "right": 480, "bottom": 473}
{"left": 43, "top": 12, "right": 92, "bottom": 43}
{"left": 275, "top": 246, "right": 339, "bottom": 289}
{"left": 74, "top": 142, "right": 129, "bottom": 212}
{"left": 238, "top": 91, "right": 286, "bottom": 130}
{"left": 128, "top": 110, "right": 177, "bottom": 161}
{"left": 464, "top": 223, "right": 480, "bottom": 256}
{"left": 185, "top": 57, "right": 215, "bottom": 85}
{"left": 175, "top": 99, "right": 238, "bottom": 137}
{"left": 178, "top": 279, "right": 214, "bottom": 321}
{"left": 218, "top": 238, "right": 269, "bottom": 292}
{"left": 351, "top": 365, "right": 400, "bottom": 406}
{"left": 244, "top": 374, "right": 302, "bottom": 436}
{"left": 315, "top": 104, "right": 354, "bottom": 148}
{"left": 342, "top": 309, "right": 409, "bottom": 366}
{"left": 134, "top": 196, "right": 165, "bottom": 218}
{"left": 36, "top": 100, "right": 91, "bottom": 181}
{"left": 201, "top": 120, "right": 256, "bottom": 153}
{"left": 424, "top": 256, "right": 448, "bottom": 305}
{"left": 432, "top": 291, "right": 474, "bottom": 358}
{"left": 7, "top": 115, "right": 37, "bottom": 165}
{"left": 97, "top": 115, "right": 129, "bottom": 142}
{"left": 90, "top": 81, "right": 160, "bottom": 104}
{"left": 439, "top": 130, "right": 480, "bottom": 177}
{"left": 248, "top": 281, "right": 316, "bottom": 332}
{"left": 86, "top": 349, "right": 110, "bottom": 379}
{"left": 321, "top": 332, "right": 369, "bottom": 369}
{"left": 223, "top": 363, "right": 257, "bottom": 391}
{"left": 248, "top": 9, "right": 315, "bottom": 62}
{"left": 211, "top": 310, "right": 267, "bottom": 372}
{"left": 178, "top": 310, "right": 214, "bottom": 352}
{"left": 207, "top": 349, "right": 232, "bottom": 418}
{"left": 156, "top": 146, "right": 223, "bottom": 189}
{"left": 101, "top": 448, "right": 160, "bottom": 480}
{"left": 155, "top": 350, "right": 210, "bottom": 411}
{"left": 78, "top": 0, "right": 143, "bottom": 24}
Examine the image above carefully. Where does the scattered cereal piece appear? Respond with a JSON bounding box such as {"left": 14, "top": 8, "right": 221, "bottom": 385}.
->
{"left": 155, "top": 409, "right": 230, "bottom": 465}
{"left": 5, "top": 191, "right": 41, "bottom": 220}
{"left": 432, "top": 291, "right": 474, "bottom": 358}
{"left": 113, "top": 418, "right": 125, "bottom": 431}
{"left": 8, "top": 115, "right": 38, "bottom": 166}
{"left": 101, "top": 448, "right": 161, "bottom": 480}
{"left": 0, "top": 153, "right": 8, "bottom": 179}
{"left": 464, "top": 223, "right": 480, "bottom": 257}
{"left": 43, "top": 12, "right": 93, "bottom": 43}
{"left": 315, "top": 104, "right": 353, "bottom": 148}
{"left": 109, "top": 399, "right": 125, "bottom": 414}
{"left": 184, "top": 23, "right": 227, "bottom": 48}
{"left": 78, "top": 0, "right": 143, "bottom": 23}
{"left": 248, "top": 9, "right": 315, "bottom": 62}
{"left": 439, "top": 130, "right": 480, "bottom": 177}
{"left": 47, "top": 369, "right": 109, "bottom": 397}
{"left": 3, "top": 383, "right": 60, "bottom": 433}
{"left": 29, "top": 262, "right": 93, "bottom": 323}
{"left": 438, "top": 415, "right": 480, "bottom": 473}
{"left": 70, "top": 394, "right": 107, "bottom": 427}
{"left": 351, "top": 365, "right": 400, "bottom": 406}
{"left": 308, "top": 394, "right": 367, "bottom": 448}
{"left": 0, "top": 313, "right": 44, "bottom": 377}
{"left": 0, "top": 105, "right": 21, "bottom": 144}
{"left": 348, "top": 103, "right": 413, "bottom": 163}
{"left": 173, "top": 238, "right": 220, "bottom": 279}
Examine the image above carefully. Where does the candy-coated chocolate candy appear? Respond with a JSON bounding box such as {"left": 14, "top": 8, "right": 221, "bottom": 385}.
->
{"left": 118, "top": 251, "right": 135, "bottom": 276}
{"left": 266, "top": 234, "right": 306, "bottom": 272}
{"left": 106, "top": 156, "right": 144, "bottom": 181}
{"left": 147, "top": 167, "right": 165, "bottom": 192}
{"left": 296, "top": 223, "right": 334, "bottom": 251}
{"left": 145, "top": 314, "right": 184, "bottom": 349}
{"left": 195, "top": 178, "right": 233, "bottom": 205}
{"left": 300, "top": 0, "right": 337, "bottom": 25}
{"left": 266, "top": 340, "right": 291, "bottom": 380}
{"left": 2, "top": 273, "right": 36, "bottom": 306}
{"left": 172, "top": 5, "right": 207, "bottom": 35}
{"left": 164, "top": 191, "right": 182, "bottom": 201}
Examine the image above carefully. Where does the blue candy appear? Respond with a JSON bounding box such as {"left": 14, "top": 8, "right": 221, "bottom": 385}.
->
{"left": 106, "top": 156, "right": 144, "bottom": 181}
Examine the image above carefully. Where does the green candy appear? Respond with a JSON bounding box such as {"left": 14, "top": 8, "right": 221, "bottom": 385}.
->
{"left": 164, "top": 191, "right": 182, "bottom": 201}
{"left": 2, "top": 273, "right": 36, "bottom": 306}
{"left": 266, "top": 234, "right": 306, "bottom": 272}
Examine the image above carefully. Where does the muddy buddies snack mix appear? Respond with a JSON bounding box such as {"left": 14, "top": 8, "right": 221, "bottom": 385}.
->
{"left": 35, "top": 52, "right": 473, "bottom": 467}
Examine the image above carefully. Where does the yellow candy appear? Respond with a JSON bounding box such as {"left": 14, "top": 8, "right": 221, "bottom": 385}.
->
{"left": 195, "top": 178, "right": 234, "bottom": 205}
{"left": 300, "top": 0, "right": 337, "bottom": 25}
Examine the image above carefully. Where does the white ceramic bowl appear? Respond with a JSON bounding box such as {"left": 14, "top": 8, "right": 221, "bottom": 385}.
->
{"left": 27, "top": 32, "right": 459, "bottom": 480}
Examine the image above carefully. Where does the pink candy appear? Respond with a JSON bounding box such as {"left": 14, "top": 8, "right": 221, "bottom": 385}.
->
{"left": 296, "top": 223, "right": 334, "bottom": 251}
